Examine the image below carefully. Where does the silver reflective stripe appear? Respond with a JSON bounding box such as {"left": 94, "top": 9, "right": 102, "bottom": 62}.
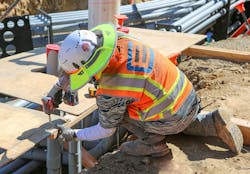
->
{"left": 140, "top": 70, "right": 186, "bottom": 119}
{"left": 100, "top": 74, "right": 165, "bottom": 99}
{"left": 142, "top": 45, "right": 147, "bottom": 63}
{"left": 135, "top": 45, "right": 140, "bottom": 63}
{"left": 100, "top": 70, "right": 187, "bottom": 120}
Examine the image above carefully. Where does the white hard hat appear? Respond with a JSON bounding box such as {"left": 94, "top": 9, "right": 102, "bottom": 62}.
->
{"left": 58, "top": 30, "right": 97, "bottom": 74}
{"left": 57, "top": 24, "right": 117, "bottom": 91}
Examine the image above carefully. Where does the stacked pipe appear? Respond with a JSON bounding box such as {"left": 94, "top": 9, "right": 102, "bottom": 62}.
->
{"left": 27, "top": 0, "right": 247, "bottom": 48}
{"left": 171, "top": 0, "right": 228, "bottom": 33}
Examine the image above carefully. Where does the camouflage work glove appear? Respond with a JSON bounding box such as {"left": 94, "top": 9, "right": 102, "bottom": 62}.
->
{"left": 56, "top": 124, "right": 77, "bottom": 141}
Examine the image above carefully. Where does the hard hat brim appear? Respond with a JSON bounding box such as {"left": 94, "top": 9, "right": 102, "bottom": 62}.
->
{"left": 69, "top": 24, "right": 117, "bottom": 91}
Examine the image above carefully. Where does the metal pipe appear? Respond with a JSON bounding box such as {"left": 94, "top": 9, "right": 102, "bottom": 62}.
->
{"left": 136, "top": 0, "right": 199, "bottom": 11}
{"left": 68, "top": 141, "right": 82, "bottom": 174}
{"left": 21, "top": 148, "right": 68, "bottom": 165}
{"left": 28, "top": 0, "right": 204, "bottom": 32}
{"left": 0, "top": 159, "right": 28, "bottom": 174}
{"left": 46, "top": 138, "right": 62, "bottom": 174}
{"left": 6, "top": 99, "right": 30, "bottom": 107}
{"left": 21, "top": 148, "right": 46, "bottom": 161}
{"left": 46, "top": 44, "right": 60, "bottom": 76}
{"left": 77, "top": 141, "right": 82, "bottom": 172}
{"left": 12, "top": 160, "right": 42, "bottom": 174}
{"left": 172, "top": 0, "right": 217, "bottom": 27}
{"left": 142, "top": 7, "right": 196, "bottom": 21}
{"left": 188, "top": 9, "right": 227, "bottom": 33}
{"left": 181, "top": 0, "right": 228, "bottom": 31}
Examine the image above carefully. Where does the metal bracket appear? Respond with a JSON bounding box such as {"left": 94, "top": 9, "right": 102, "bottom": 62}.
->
{"left": 0, "top": 15, "right": 33, "bottom": 58}
{"left": 36, "top": 8, "right": 53, "bottom": 44}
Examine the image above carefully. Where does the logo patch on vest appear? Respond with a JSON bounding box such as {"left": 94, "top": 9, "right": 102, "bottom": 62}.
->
{"left": 127, "top": 41, "right": 154, "bottom": 73}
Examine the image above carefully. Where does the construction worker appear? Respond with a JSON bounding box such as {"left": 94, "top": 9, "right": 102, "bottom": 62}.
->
{"left": 44, "top": 23, "right": 243, "bottom": 157}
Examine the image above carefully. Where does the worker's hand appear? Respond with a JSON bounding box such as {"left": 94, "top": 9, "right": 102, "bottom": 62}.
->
{"left": 41, "top": 96, "right": 54, "bottom": 115}
{"left": 56, "top": 124, "right": 77, "bottom": 141}
{"left": 41, "top": 88, "right": 62, "bottom": 115}
{"left": 53, "top": 88, "right": 63, "bottom": 107}
{"left": 47, "top": 83, "right": 63, "bottom": 108}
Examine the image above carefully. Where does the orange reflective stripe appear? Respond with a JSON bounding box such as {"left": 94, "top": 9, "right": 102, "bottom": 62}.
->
{"left": 163, "top": 61, "right": 178, "bottom": 92}
{"left": 65, "top": 68, "right": 81, "bottom": 75}
{"left": 173, "top": 80, "right": 193, "bottom": 112}
{"left": 145, "top": 113, "right": 161, "bottom": 121}
{"left": 97, "top": 37, "right": 194, "bottom": 121}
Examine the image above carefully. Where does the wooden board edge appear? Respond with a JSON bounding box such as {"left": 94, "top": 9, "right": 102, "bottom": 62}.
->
{"left": 182, "top": 45, "right": 250, "bottom": 62}
{"left": 0, "top": 104, "right": 97, "bottom": 167}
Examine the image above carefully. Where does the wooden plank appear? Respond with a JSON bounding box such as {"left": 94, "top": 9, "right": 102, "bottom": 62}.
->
{"left": 0, "top": 72, "right": 96, "bottom": 116}
{"left": 0, "top": 103, "right": 65, "bottom": 167}
{"left": 0, "top": 102, "right": 97, "bottom": 167}
{"left": 231, "top": 117, "right": 250, "bottom": 146}
{"left": 0, "top": 30, "right": 205, "bottom": 116}
{"left": 129, "top": 27, "right": 206, "bottom": 57}
{"left": 182, "top": 45, "right": 250, "bottom": 62}
{"left": 0, "top": 47, "right": 46, "bottom": 73}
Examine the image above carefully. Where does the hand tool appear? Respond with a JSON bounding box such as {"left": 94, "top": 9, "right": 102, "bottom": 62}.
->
{"left": 63, "top": 91, "right": 79, "bottom": 106}
{"left": 88, "top": 87, "right": 97, "bottom": 97}
{"left": 41, "top": 96, "right": 55, "bottom": 127}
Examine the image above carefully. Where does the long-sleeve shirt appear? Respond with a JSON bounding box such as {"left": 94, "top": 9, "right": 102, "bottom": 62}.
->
{"left": 74, "top": 95, "right": 133, "bottom": 141}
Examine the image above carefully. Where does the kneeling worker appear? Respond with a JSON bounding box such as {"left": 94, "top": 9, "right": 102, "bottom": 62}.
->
{"left": 43, "top": 23, "right": 243, "bottom": 157}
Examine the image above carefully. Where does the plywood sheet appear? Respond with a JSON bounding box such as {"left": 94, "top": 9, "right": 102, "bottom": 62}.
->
{"left": 0, "top": 47, "right": 46, "bottom": 73}
{"left": 0, "top": 29, "right": 204, "bottom": 116}
{"left": 0, "top": 72, "right": 97, "bottom": 116}
{"left": 129, "top": 27, "right": 206, "bottom": 57}
{"left": 0, "top": 102, "right": 97, "bottom": 167}
{"left": 0, "top": 103, "right": 65, "bottom": 166}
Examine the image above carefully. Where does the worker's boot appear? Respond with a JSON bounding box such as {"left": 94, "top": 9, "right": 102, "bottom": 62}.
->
{"left": 213, "top": 109, "right": 243, "bottom": 154}
{"left": 120, "top": 139, "right": 170, "bottom": 157}
{"left": 184, "top": 108, "right": 243, "bottom": 154}
{"left": 121, "top": 122, "right": 169, "bottom": 157}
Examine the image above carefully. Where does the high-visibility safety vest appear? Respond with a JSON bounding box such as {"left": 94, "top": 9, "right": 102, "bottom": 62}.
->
{"left": 96, "top": 35, "right": 193, "bottom": 121}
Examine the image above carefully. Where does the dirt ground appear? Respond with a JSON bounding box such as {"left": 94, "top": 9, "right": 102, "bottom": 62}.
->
{"left": 82, "top": 36, "right": 250, "bottom": 174}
